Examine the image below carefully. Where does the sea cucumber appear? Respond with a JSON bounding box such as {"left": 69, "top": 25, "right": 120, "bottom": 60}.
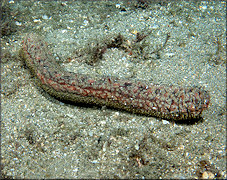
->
{"left": 20, "top": 33, "right": 210, "bottom": 121}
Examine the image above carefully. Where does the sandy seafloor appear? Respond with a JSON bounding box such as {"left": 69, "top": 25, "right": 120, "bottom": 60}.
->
{"left": 1, "top": 0, "right": 226, "bottom": 179}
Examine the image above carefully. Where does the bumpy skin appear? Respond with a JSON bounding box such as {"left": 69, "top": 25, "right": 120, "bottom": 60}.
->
{"left": 20, "top": 33, "right": 210, "bottom": 121}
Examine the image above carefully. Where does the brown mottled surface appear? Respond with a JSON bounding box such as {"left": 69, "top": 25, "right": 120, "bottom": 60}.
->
{"left": 21, "top": 34, "right": 210, "bottom": 121}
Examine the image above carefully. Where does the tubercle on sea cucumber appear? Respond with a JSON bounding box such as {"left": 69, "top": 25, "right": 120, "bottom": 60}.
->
{"left": 20, "top": 33, "right": 210, "bottom": 121}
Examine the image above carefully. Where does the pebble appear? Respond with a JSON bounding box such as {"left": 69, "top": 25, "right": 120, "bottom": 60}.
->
{"left": 202, "top": 171, "right": 215, "bottom": 179}
{"left": 42, "top": 15, "right": 49, "bottom": 20}
{"left": 116, "top": 4, "right": 121, "bottom": 9}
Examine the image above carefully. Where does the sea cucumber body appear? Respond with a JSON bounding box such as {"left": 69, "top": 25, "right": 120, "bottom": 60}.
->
{"left": 20, "top": 33, "right": 210, "bottom": 121}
